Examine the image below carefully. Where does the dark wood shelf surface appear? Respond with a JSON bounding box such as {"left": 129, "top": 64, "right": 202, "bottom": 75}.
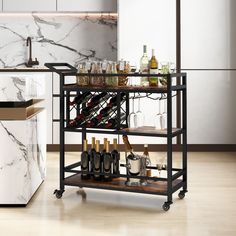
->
{"left": 64, "top": 126, "right": 183, "bottom": 138}
{"left": 64, "top": 174, "right": 183, "bottom": 196}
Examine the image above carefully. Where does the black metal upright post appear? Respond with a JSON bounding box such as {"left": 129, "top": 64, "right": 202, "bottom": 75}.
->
{"left": 182, "top": 75, "right": 188, "bottom": 192}
{"left": 166, "top": 74, "right": 173, "bottom": 205}
{"left": 59, "top": 74, "right": 65, "bottom": 192}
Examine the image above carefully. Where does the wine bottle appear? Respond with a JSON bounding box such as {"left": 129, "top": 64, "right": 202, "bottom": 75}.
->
{"left": 87, "top": 92, "right": 109, "bottom": 108}
{"left": 81, "top": 139, "right": 90, "bottom": 180}
{"left": 149, "top": 49, "right": 158, "bottom": 86}
{"left": 108, "top": 93, "right": 126, "bottom": 107}
{"left": 94, "top": 140, "right": 102, "bottom": 180}
{"left": 104, "top": 113, "right": 126, "bottom": 128}
{"left": 140, "top": 144, "right": 150, "bottom": 185}
{"left": 70, "top": 92, "right": 92, "bottom": 106}
{"left": 111, "top": 138, "right": 120, "bottom": 175}
{"left": 140, "top": 45, "right": 149, "bottom": 86}
{"left": 103, "top": 141, "right": 113, "bottom": 181}
{"left": 89, "top": 137, "right": 96, "bottom": 177}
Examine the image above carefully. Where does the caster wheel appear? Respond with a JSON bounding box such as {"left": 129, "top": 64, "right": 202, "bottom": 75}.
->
{"left": 162, "top": 202, "right": 170, "bottom": 211}
{"left": 178, "top": 191, "right": 185, "bottom": 199}
{"left": 54, "top": 189, "right": 64, "bottom": 199}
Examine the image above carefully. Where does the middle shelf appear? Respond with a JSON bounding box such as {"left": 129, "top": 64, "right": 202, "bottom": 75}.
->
{"left": 64, "top": 126, "right": 183, "bottom": 138}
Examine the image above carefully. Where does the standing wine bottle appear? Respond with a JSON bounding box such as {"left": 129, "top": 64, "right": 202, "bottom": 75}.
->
{"left": 89, "top": 137, "right": 96, "bottom": 177}
{"left": 140, "top": 45, "right": 149, "bottom": 86}
{"left": 81, "top": 139, "right": 90, "bottom": 180}
{"left": 103, "top": 141, "right": 113, "bottom": 181}
{"left": 140, "top": 144, "right": 151, "bottom": 185}
{"left": 94, "top": 140, "right": 102, "bottom": 181}
{"left": 111, "top": 138, "right": 120, "bottom": 176}
{"left": 149, "top": 49, "right": 158, "bottom": 86}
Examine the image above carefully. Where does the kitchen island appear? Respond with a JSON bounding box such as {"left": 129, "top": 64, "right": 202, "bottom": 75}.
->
{"left": 0, "top": 69, "right": 47, "bottom": 205}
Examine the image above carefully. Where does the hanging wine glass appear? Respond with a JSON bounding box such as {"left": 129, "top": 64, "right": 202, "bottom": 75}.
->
{"left": 134, "top": 97, "right": 144, "bottom": 127}
{"left": 161, "top": 97, "right": 167, "bottom": 130}
{"left": 128, "top": 97, "right": 136, "bottom": 128}
{"left": 154, "top": 98, "right": 162, "bottom": 130}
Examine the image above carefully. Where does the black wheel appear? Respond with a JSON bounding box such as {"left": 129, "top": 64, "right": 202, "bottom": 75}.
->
{"left": 162, "top": 202, "right": 170, "bottom": 211}
{"left": 178, "top": 191, "right": 185, "bottom": 199}
{"left": 54, "top": 189, "right": 64, "bottom": 199}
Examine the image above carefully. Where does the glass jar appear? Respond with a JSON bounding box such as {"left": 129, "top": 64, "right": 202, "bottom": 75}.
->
{"left": 89, "top": 62, "right": 105, "bottom": 86}
{"left": 105, "top": 62, "right": 118, "bottom": 87}
{"left": 76, "top": 63, "right": 89, "bottom": 86}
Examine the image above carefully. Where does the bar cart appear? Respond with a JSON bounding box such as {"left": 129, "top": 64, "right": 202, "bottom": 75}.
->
{"left": 45, "top": 63, "right": 187, "bottom": 211}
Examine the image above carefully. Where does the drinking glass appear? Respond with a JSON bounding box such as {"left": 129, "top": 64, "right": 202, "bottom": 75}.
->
{"left": 154, "top": 98, "right": 162, "bottom": 130}
{"left": 128, "top": 98, "right": 136, "bottom": 128}
{"left": 134, "top": 98, "right": 144, "bottom": 127}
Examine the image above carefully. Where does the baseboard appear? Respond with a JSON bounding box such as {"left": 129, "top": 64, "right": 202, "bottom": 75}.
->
{"left": 47, "top": 144, "right": 236, "bottom": 152}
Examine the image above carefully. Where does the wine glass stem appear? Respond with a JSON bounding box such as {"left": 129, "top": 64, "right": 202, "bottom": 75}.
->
{"left": 138, "top": 98, "right": 141, "bottom": 112}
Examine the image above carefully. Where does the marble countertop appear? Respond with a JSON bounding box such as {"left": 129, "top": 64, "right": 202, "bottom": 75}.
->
{"left": 0, "top": 66, "right": 50, "bottom": 72}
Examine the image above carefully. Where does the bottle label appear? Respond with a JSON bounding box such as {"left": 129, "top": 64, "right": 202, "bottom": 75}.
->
{"left": 119, "top": 61, "right": 125, "bottom": 71}
{"left": 85, "top": 62, "right": 91, "bottom": 71}
{"left": 149, "top": 68, "right": 158, "bottom": 74}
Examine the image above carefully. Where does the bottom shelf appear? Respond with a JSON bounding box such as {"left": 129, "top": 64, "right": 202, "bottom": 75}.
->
{"left": 64, "top": 174, "right": 183, "bottom": 196}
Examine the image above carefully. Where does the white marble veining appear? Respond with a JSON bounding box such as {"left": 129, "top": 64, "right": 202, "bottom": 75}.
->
{"left": 0, "top": 73, "right": 45, "bottom": 101}
{"left": 0, "top": 13, "right": 117, "bottom": 68}
{"left": 0, "top": 110, "right": 46, "bottom": 204}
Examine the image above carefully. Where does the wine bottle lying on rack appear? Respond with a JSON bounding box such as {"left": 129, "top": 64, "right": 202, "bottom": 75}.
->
{"left": 70, "top": 92, "right": 93, "bottom": 106}
{"left": 107, "top": 92, "right": 126, "bottom": 107}
{"left": 103, "top": 113, "right": 126, "bottom": 128}
{"left": 87, "top": 92, "right": 110, "bottom": 108}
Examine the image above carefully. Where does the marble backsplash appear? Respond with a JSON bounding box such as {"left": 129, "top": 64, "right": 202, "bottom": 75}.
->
{"left": 0, "top": 13, "right": 117, "bottom": 68}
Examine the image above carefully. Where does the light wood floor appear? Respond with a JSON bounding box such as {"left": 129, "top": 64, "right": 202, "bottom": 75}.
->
{"left": 0, "top": 152, "right": 236, "bottom": 236}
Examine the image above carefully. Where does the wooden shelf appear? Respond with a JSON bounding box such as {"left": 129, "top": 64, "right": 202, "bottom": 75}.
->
{"left": 64, "top": 126, "right": 183, "bottom": 138}
{"left": 64, "top": 174, "right": 183, "bottom": 196}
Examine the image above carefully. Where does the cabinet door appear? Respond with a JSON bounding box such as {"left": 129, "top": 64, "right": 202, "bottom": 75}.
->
{"left": 57, "top": 0, "right": 117, "bottom": 12}
{"left": 182, "top": 0, "right": 236, "bottom": 69}
{"left": 3, "top": 0, "right": 56, "bottom": 12}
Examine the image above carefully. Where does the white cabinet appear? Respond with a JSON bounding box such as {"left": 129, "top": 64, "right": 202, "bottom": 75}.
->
{"left": 182, "top": 0, "right": 236, "bottom": 69}
{"left": 186, "top": 70, "right": 236, "bottom": 144}
{"left": 57, "top": 0, "right": 117, "bottom": 12}
{"left": 3, "top": 0, "right": 56, "bottom": 12}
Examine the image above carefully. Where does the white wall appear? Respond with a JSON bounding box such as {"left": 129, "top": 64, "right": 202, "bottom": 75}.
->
{"left": 118, "top": 0, "right": 176, "bottom": 144}
{"left": 119, "top": 0, "right": 236, "bottom": 144}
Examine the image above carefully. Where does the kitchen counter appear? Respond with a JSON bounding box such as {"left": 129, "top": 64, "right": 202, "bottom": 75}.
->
{"left": 0, "top": 67, "right": 50, "bottom": 72}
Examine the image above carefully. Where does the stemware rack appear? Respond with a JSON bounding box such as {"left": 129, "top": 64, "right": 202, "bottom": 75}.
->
{"left": 45, "top": 62, "right": 188, "bottom": 211}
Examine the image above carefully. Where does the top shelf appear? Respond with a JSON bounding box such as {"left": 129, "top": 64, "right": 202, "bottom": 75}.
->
{"left": 44, "top": 63, "right": 187, "bottom": 78}
{"left": 63, "top": 84, "right": 186, "bottom": 93}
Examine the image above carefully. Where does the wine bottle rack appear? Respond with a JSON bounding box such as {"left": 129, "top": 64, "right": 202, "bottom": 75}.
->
{"left": 67, "top": 91, "right": 128, "bottom": 130}
{"left": 45, "top": 62, "right": 188, "bottom": 212}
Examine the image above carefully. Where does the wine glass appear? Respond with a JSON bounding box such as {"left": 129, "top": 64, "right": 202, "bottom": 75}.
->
{"left": 156, "top": 164, "right": 163, "bottom": 177}
{"left": 161, "top": 98, "right": 167, "bottom": 130}
{"left": 154, "top": 98, "right": 162, "bottom": 130}
{"left": 128, "top": 97, "right": 136, "bottom": 128}
{"left": 134, "top": 97, "right": 144, "bottom": 127}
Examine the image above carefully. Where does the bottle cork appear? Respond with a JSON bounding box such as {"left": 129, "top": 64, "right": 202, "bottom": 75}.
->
{"left": 91, "top": 137, "right": 96, "bottom": 149}
{"left": 96, "top": 140, "right": 100, "bottom": 152}
{"left": 106, "top": 141, "right": 110, "bottom": 153}
{"left": 113, "top": 138, "right": 118, "bottom": 150}
{"left": 83, "top": 139, "right": 88, "bottom": 152}
{"left": 103, "top": 138, "right": 108, "bottom": 151}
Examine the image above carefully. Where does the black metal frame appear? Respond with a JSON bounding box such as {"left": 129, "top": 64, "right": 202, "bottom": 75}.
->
{"left": 45, "top": 62, "right": 188, "bottom": 210}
